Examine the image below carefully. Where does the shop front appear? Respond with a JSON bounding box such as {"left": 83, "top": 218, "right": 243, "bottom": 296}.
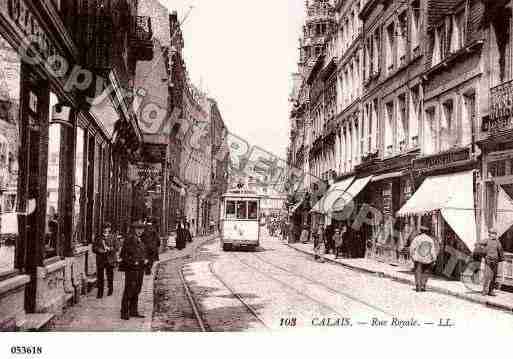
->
{"left": 479, "top": 147, "right": 513, "bottom": 286}
{"left": 397, "top": 148, "right": 478, "bottom": 279}
{"left": 354, "top": 153, "right": 417, "bottom": 264}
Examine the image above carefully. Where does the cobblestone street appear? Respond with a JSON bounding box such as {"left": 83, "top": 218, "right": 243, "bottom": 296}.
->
{"left": 153, "top": 232, "right": 513, "bottom": 332}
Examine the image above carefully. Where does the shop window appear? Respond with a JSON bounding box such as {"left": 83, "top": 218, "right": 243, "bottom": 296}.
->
{"left": 73, "top": 126, "right": 86, "bottom": 245}
{"left": 0, "top": 36, "right": 20, "bottom": 274}
{"left": 45, "top": 93, "right": 62, "bottom": 259}
{"left": 489, "top": 160, "right": 507, "bottom": 178}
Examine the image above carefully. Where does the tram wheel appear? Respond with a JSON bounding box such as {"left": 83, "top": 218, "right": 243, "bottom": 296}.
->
{"left": 222, "top": 244, "right": 231, "bottom": 251}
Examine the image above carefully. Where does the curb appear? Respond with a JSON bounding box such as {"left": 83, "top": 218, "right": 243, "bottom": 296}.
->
{"left": 287, "top": 243, "right": 513, "bottom": 313}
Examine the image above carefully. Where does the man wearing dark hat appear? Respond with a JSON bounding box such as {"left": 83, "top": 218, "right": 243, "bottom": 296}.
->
{"left": 482, "top": 228, "right": 504, "bottom": 296}
{"left": 119, "top": 220, "right": 148, "bottom": 320}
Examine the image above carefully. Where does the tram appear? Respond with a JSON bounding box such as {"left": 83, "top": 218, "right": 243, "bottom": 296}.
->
{"left": 220, "top": 191, "right": 262, "bottom": 251}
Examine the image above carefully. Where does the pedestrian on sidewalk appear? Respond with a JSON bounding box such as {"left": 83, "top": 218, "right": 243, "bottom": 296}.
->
{"left": 314, "top": 224, "right": 326, "bottom": 263}
{"left": 185, "top": 221, "right": 193, "bottom": 243}
{"left": 482, "top": 228, "right": 505, "bottom": 296}
{"left": 410, "top": 225, "right": 438, "bottom": 292}
{"left": 176, "top": 217, "right": 187, "bottom": 250}
{"left": 324, "top": 222, "right": 335, "bottom": 255}
{"left": 333, "top": 226, "right": 346, "bottom": 259}
{"left": 142, "top": 218, "right": 160, "bottom": 275}
{"left": 93, "top": 223, "right": 119, "bottom": 298}
{"left": 119, "top": 220, "right": 148, "bottom": 320}
{"left": 300, "top": 223, "right": 309, "bottom": 244}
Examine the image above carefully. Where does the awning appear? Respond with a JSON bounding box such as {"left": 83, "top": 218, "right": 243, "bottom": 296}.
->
{"left": 495, "top": 185, "right": 513, "bottom": 238}
{"left": 332, "top": 175, "right": 374, "bottom": 212}
{"left": 310, "top": 176, "right": 355, "bottom": 214}
{"left": 397, "top": 170, "right": 477, "bottom": 251}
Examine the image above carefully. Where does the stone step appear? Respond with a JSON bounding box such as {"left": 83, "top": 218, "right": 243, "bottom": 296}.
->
{"left": 17, "top": 313, "right": 55, "bottom": 332}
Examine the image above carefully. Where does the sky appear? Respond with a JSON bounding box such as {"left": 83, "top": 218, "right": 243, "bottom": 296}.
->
{"left": 158, "top": 0, "right": 306, "bottom": 159}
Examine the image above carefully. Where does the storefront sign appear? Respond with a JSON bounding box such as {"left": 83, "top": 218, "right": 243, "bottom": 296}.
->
{"left": 5, "top": 0, "right": 59, "bottom": 62}
{"left": 487, "top": 79, "right": 513, "bottom": 132}
{"left": 413, "top": 148, "right": 470, "bottom": 172}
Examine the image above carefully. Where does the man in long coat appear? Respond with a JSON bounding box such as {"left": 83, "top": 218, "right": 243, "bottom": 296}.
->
{"left": 120, "top": 220, "right": 148, "bottom": 320}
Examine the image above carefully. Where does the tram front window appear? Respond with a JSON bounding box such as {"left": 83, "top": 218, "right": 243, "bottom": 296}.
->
{"left": 248, "top": 201, "right": 258, "bottom": 220}
{"left": 226, "top": 201, "right": 236, "bottom": 219}
{"left": 236, "top": 201, "right": 247, "bottom": 219}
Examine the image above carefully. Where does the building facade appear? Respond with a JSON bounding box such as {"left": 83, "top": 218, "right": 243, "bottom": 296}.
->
{"left": 0, "top": 0, "right": 150, "bottom": 328}
{"left": 287, "top": 0, "right": 509, "bottom": 280}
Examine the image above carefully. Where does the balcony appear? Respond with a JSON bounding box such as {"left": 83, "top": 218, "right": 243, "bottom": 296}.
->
{"left": 129, "top": 16, "right": 154, "bottom": 61}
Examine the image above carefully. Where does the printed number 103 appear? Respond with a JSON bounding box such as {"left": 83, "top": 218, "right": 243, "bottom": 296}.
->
{"left": 280, "top": 318, "right": 296, "bottom": 327}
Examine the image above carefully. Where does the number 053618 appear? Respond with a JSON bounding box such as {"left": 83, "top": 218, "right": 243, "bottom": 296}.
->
{"left": 10, "top": 346, "right": 42, "bottom": 355}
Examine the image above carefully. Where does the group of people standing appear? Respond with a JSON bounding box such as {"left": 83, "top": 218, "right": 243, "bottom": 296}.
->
{"left": 311, "top": 222, "right": 349, "bottom": 262}
{"left": 93, "top": 218, "right": 161, "bottom": 320}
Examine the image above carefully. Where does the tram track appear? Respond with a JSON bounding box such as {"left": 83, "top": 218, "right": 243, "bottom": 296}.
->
{"left": 248, "top": 251, "right": 397, "bottom": 318}
{"left": 177, "top": 239, "right": 270, "bottom": 331}
{"left": 232, "top": 252, "right": 351, "bottom": 319}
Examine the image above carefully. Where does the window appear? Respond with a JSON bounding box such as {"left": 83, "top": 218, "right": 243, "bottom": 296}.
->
{"left": 45, "top": 92, "right": 62, "bottom": 259}
{"left": 409, "top": 87, "right": 421, "bottom": 148}
{"left": 432, "top": 27, "right": 444, "bottom": 66}
{"left": 398, "top": 12, "right": 408, "bottom": 66}
{"left": 385, "top": 23, "right": 395, "bottom": 73}
{"left": 226, "top": 200, "right": 236, "bottom": 219}
{"left": 450, "top": 12, "right": 465, "bottom": 53}
{"left": 440, "top": 100, "right": 454, "bottom": 151}
{"left": 0, "top": 35, "right": 20, "bottom": 273}
{"left": 373, "top": 30, "right": 380, "bottom": 73}
{"left": 461, "top": 93, "right": 475, "bottom": 146}
{"left": 353, "top": 120, "right": 359, "bottom": 164}
{"left": 236, "top": 201, "right": 247, "bottom": 219}
{"left": 366, "top": 37, "right": 373, "bottom": 79}
{"left": 397, "top": 95, "right": 408, "bottom": 152}
{"left": 424, "top": 107, "right": 436, "bottom": 155}
{"left": 385, "top": 102, "right": 394, "bottom": 156}
{"left": 372, "top": 98, "right": 379, "bottom": 151}
{"left": 411, "top": 1, "right": 421, "bottom": 54}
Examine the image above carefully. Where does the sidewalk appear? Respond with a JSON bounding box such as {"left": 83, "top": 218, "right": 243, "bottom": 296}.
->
{"left": 287, "top": 241, "right": 513, "bottom": 313}
{"left": 48, "top": 235, "right": 215, "bottom": 331}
